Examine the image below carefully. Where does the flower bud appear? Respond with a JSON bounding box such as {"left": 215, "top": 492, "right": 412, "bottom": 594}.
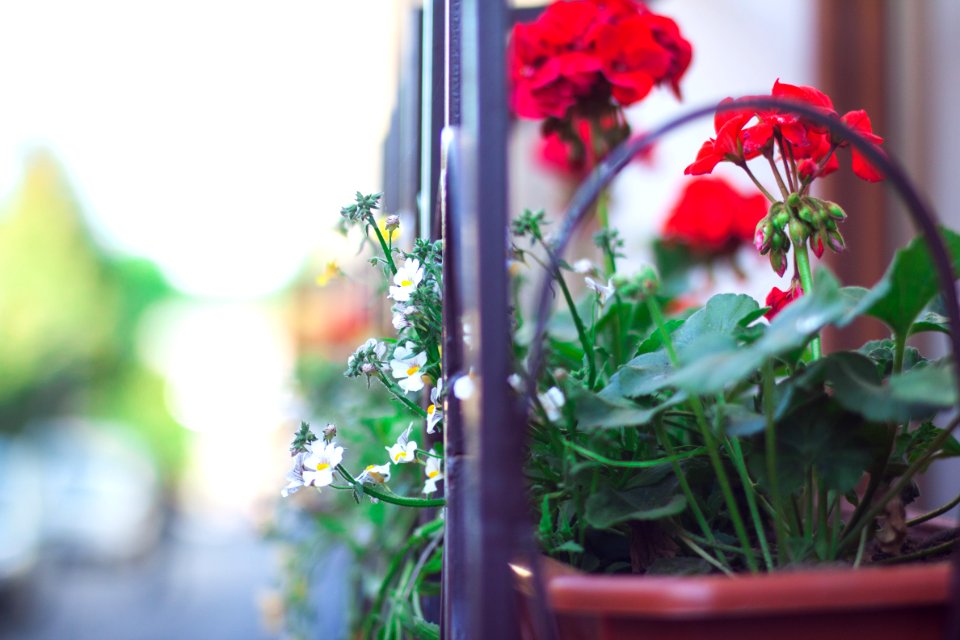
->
{"left": 787, "top": 192, "right": 802, "bottom": 210}
{"left": 826, "top": 202, "right": 847, "bottom": 221}
{"left": 361, "top": 362, "right": 378, "bottom": 377}
{"left": 824, "top": 218, "right": 838, "bottom": 231}
{"left": 773, "top": 208, "right": 790, "bottom": 229}
{"left": 769, "top": 250, "right": 788, "bottom": 277}
{"left": 385, "top": 215, "right": 400, "bottom": 230}
{"left": 798, "top": 204, "right": 816, "bottom": 225}
{"left": 322, "top": 424, "right": 337, "bottom": 443}
{"left": 827, "top": 228, "right": 846, "bottom": 253}
{"left": 636, "top": 264, "right": 660, "bottom": 298}
{"left": 809, "top": 235, "right": 825, "bottom": 258}
{"left": 754, "top": 219, "right": 773, "bottom": 254}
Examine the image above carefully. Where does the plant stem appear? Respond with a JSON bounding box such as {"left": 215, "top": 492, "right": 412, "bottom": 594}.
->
{"left": 596, "top": 189, "right": 617, "bottom": 276}
{"left": 893, "top": 331, "right": 907, "bottom": 374}
{"left": 646, "top": 296, "right": 759, "bottom": 572}
{"left": 655, "top": 420, "right": 730, "bottom": 570}
{"left": 907, "top": 491, "right": 960, "bottom": 527}
{"left": 817, "top": 481, "right": 829, "bottom": 560}
{"left": 762, "top": 360, "right": 791, "bottom": 565}
{"left": 852, "top": 526, "right": 868, "bottom": 569}
{"left": 550, "top": 257, "right": 598, "bottom": 388}
{"left": 338, "top": 465, "right": 445, "bottom": 507}
{"left": 793, "top": 240, "right": 821, "bottom": 360}
{"left": 368, "top": 214, "right": 398, "bottom": 275}
{"left": 565, "top": 439, "right": 706, "bottom": 468}
{"left": 765, "top": 153, "right": 792, "bottom": 200}
{"left": 376, "top": 375, "right": 428, "bottom": 417}
{"left": 838, "top": 413, "right": 960, "bottom": 553}
{"left": 739, "top": 161, "right": 778, "bottom": 203}
{"left": 874, "top": 537, "right": 959, "bottom": 565}
{"left": 727, "top": 434, "right": 774, "bottom": 571}
{"left": 678, "top": 535, "right": 735, "bottom": 577}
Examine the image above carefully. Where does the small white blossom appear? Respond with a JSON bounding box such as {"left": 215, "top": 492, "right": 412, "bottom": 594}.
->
{"left": 302, "top": 441, "right": 345, "bottom": 490}
{"left": 389, "top": 258, "right": 424, "bottom": 302}
{"left": 572, "top": 259, "right": 595, "bottom": 274}
{"left": 356, "top": 462, "right": 392, "bottom": 485}
{"left": 426, "top": 380, "right": 443, "bottom": 434}
{"left": 386, "top": 425, "right": 418, "bottom": 464}
{"left": 507, "top": 373, "right": 524, "bottom": 393}
{"left": 390, "top": 342, "right": 428, "bottom": 393}
{"left": 391, "top": 305, "right": 411, "bottom": 331}
{"left": 539, "top": 386, "right": 565, "bottom": 422}
{"left": 585, "top": 276, "right": 615, "bottom": 306}
{"left": 423, "top": 456, "right": 444, "bottom": 495}
{"left": 280, "top": 451, "right": 308, "bottom": 497}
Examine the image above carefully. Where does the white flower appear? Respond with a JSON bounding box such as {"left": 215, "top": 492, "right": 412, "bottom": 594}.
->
{"left": 301, "top": 441, "right": 345, "bottom": 490}
{"left": 507, "top": 373, "right": 524, "bottom": 393}
{"left": 356, "top": 462, "right": 392, "bottom": 485}
{"left": 280, "top": 451, "right": 308, "bottom": 497}
{"left": 426, "top": 380, "right": 443, "bottom": 434}
{"left": 572, "top": 259, "right": 595, "bottom": 274}
{"left": 452, "top": 370, "right": 476, "bottom": 400}
{"left": 539, "top": 386, "right": 565, "bottom": 422}
{"left": 386, "top": 425, "right": 418, "bottom": 464}
{"left": 585, "top": 276, "right": 615, "bottom": 306}
{"left": 423, "top": 456, "right": 444, "bottom": 495}
{"left": 391, "top": 305, "right": 411, "bottom": 331}
{"left": 390, "top": 342, "right": 428, "bottom": 393}
{"left": 389, "top": 258, "right": 424, "bottom": 302}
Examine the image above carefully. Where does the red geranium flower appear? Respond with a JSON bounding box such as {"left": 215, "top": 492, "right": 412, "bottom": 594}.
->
{"left": 684, "top": 99, "right": 762, "bottom": 175}
{"left": 538, "top": 113, "right": 654, "bottom": 178}
{"left": 662, "top": 177, "right": 768, "bottom": 254}
{"left": 764, "top": 280, "right": 803, "bottom": 320}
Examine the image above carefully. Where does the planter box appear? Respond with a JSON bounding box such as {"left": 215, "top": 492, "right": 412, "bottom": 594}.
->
{"left": 518, "top": 557, "right": 950, "bottom": 640}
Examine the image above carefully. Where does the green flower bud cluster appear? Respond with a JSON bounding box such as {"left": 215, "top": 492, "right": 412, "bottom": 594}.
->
{"left": 754, "top": 193, "right": 848, "bottom": 276}
{"left": 612, "top": 265, "right": 660, "bottom": 300}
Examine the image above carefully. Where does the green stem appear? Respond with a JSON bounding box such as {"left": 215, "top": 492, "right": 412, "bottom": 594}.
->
{"left": 762, "top": 360, "right": 791, "bottom": 564}
{"left": 377, "top": 375, "right": 428, "bottom": 418}
{"left": 766, "top": 153, "right": 791, "bottom": 200}
{"left": 646, "top": 296, "right": 759, "bottom": 572}
{"left": 368, "top": 214, "right": 398, "bottom": 275}
{"left": 595, "top": 189, "right": 617, "bottom": 276}
{"left": 338, "top": 465, "right": 445, "bottom": 507}
{"left": 874, "top": 538, "right": 959, "bottom": 565}
{"left": 793, "top": 240, "right": 821, "bottom": 360}
{"left": 565, "top": 440, "right": 706, "bottom": 468}
{"left": 551, "top": 257, "right": 598, "bottom": 388}
{"left": 907, "top": 491, "right": 960, "bottom": 527}
{"left": 893, "top": 331, "right": 907, "bottom": 374}
{"left": 727, "top": 434, "right": 774, "bottom": 571}
{"left": 816, "top": 481, "right": 829, "bottom": 560}
{"left": 852, "top": 526, "right": 868, "bottom": 569}
{"left": 678, "top": 535, "right": 735, "bottom": 577}
{"left": 655, "top": 420, "right": 730, "bottom": 570}
{"left": 739, "top": 162, "right": 778, "bottom": 203}
{"left": 838, "top": 414, "right": 960, "bottom": 553}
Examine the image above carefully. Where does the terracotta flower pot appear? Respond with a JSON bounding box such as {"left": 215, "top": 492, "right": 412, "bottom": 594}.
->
{"left": 517, "top": 518, "right": 956, "bottom": 640}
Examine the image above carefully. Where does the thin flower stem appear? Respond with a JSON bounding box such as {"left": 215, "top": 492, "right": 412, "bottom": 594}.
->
{"left": 337, "top": 465, "right": 445, "bottom": 508}
{"left": 595, "top": 189, "right": 617, "bottom": 276}
{"left": 817, "top": 481, "right": 829, "bottom": 560}
{"left": 655, "top": 419, "right": 731, "bottom": 570}
{"left": 852, "top": 525, "right": 868, "bottom": 569}
{"left": 549, "top": 251, "right": 598, "bottom": 388}
{"left": 907, "top": 491, "right": 960, "bottom": 527}
{"left": 775, "top": 134, "right": 797, "bottom": 194}
{"left": 838, "top": 414, "right": 960, "bottom": 553}
{"left": 793, "top": 239, "right": 821, "bottom": 360}
{"left": 565, "top": 439, "right": 706, "bottom": 468}
{"left": 680, "top": 530, "right": 753, "bottom": 556}
{"left": 377, "top": 375, "right": 428, "bottom": 418}
{"left": 762, "top": 360, "right": 791, "bottom": 564}
{"left": 874, "top": 537, "right": 959, "bottom": 565}
{"left": 765, "top": 152, "right": 792, "bottom": 201}
{"left": 726, "top": 433, "right": 774, "bottom": 571}
{"left": 646, "top": 296, "right": 759, "bottom": 573}
{"left": 368, "top": 214, "right": 398, "bottom": 275}
{"left": 739, "top": 161, "right": 778, "bottom": 204}
{"left": 678, "top": 535, "right": 735, "bottom": 577}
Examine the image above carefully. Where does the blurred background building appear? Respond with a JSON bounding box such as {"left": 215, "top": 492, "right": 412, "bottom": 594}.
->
{"left": 0, "top": 1, "right": 957, "bottom": 639}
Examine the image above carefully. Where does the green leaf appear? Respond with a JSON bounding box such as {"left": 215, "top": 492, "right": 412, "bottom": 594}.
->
{"left": 792, "top": 352, "right": 956, "bottom": 423}
{"left": 896, "top": 421, "right": 960, "bottom": 470}
{"left": 665, "top": 268, "right": 849, "bottom": 394}
{"left": 584, "top": 476, "right": 686, "bottom": 528}
{"left": 910, "top": 309, "right": 951, "bottom": 336}
{"left": 853, "top": 228, "right": 960, "bottom": 339}
{"left": 749, "top": 395, "right": 875, "bottom": 494}
{"left": 717, "top": 403, "right": 766, "bottom": 437}
{"left": 572, "top": 385, "right": 685, "bottom": 429}
{"left": 601, "top": 294, "right": 759, "bottom": 399}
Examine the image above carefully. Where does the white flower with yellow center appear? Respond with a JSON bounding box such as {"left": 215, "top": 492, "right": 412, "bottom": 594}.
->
{"left": 301, "top": 441, "right": 344, "bottom": 490}
{"left": 280, "top": 451, "right": 308, "bottom": 498}
{"left": 390, "top": 342, "right": 428, "bottom": 393}
{"left": 539, "top": 386, "right": 566, "bottom": 422}
{"left": 585, "top": 276, "right": 615, "bottom": 306}
{"left": 356, "top": 462, "right": 392, "bottom": 485}
{"left": 389, "top": 258, "right": 424, "bottom": 302}
{"left": 426, "top": 380, "right": 443, "bottom": 434}
{"left": 423, "top": 456, "right": 444, "bottom": 495}
{"left": 386, "top": 426, "right": 418, "bottom": 464}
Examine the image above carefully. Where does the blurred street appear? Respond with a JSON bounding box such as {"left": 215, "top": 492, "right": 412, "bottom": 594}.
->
{"left": 0, "top": 512, "right": 279, "bottom": 640}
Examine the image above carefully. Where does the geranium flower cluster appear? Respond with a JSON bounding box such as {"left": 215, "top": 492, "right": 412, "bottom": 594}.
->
{"left": 509, "top": 0, "right": 691, "bottom": 119}
{"left": 510, "top": 0, "right": 691, "bottom": 176}
{"left": 661, "top": 176, "right": 767, "bottom": 255}
{"left": 685, "top": 80, "right": 885, "bottom": 316}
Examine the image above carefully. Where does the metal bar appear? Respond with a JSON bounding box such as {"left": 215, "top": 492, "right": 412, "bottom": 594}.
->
{"left": 457, "top": 1, "right": 523, "bottom": 637}
{"left": 421, "top": 0, "right": 446, "bottom": 240}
